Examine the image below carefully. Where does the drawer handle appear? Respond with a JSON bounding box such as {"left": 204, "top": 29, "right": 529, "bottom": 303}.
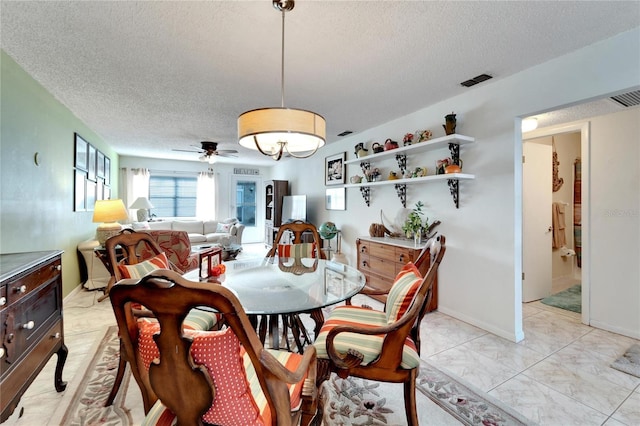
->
{"left": 51, "top": 332, "right": 61, "bottom": 339}
{"left": 398, "top": 254, "right": 405, "bottom": 262}
{"left": 15, "top": 285, "right": 27, "bottom": 294}
{"left": 22, "top": 321, "right": 35, "bottom": 330}
{"left": 360, "top": 246, "right": 367, "bottom": 253}
{"left": 0, "top": 297, "right": 5, "bottom": 306}
{"left": 0, "top": 348, "right": 4, "bottom": 359}
{"left": 362, "top": 261, "right": 368, "bottom": 267}
{"left": 54, "top": 265, "right": 62, "bottom": 271}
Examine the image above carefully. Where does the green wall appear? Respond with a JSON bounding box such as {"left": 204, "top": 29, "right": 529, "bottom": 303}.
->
{"left": 1, "top": 50, "right": 119, "bottom": 297}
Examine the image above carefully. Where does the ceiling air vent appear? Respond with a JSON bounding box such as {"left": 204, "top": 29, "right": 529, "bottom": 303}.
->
{"left": 337, "top": 130, "right": 353, "bottom": 137}
{"left": 460, "top": 73, "right": 493, "bottom": 88}
{"left": 610, "top": 90, "right": 640, "bottom": 108}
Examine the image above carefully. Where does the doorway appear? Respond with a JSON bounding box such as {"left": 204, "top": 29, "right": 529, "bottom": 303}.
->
{"left": 522, "top": 122, "right": 589, "bottom": 322}
{"left": 231, "top": 176, "right": 262, "bottom": 243}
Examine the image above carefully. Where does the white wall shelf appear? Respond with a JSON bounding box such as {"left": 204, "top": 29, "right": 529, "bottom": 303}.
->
{"left": 343, "top": 134, "right": 475, "bottom": 208}
{"left": 344, "top": 133, "right": 475, "bottom": 165}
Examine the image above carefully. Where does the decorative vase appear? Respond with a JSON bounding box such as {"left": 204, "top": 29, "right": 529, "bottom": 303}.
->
{"left": 414, "top": 232, "right": 422, "bottom": 247}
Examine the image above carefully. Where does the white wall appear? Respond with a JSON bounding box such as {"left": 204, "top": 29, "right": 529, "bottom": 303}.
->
{"left": 589, "top": 108, "right": 640, "bottom": 338}
{"left": 275, "top": 28, "right": 640, "bottom": 341}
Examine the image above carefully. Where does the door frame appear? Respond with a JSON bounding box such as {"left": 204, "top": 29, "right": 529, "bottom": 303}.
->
{"left": 230, "top": 175, "right": 263, "bottom": 243}
{"left": 523, "top": 121, "right": 590, "bottom": 324}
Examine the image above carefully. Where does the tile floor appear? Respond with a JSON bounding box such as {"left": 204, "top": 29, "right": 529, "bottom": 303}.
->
{"left": 5, "top": 243, "right": 639, "bottom": 425}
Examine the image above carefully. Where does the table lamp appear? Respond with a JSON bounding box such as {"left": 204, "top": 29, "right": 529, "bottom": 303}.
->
{"left": 129, "top": 196, "right": 154, "bottom": 222}
{"left": 93, "top": 199, "right": 128, "bottom": 245}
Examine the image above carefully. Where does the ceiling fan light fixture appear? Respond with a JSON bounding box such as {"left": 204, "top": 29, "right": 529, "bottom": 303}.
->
{"left": 237, "top": 0, "right": 325, "bottom": 161}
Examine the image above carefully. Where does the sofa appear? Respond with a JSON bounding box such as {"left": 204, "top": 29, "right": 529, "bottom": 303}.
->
{"left": 132, "top": 218, "right": 244, "bottom": 247}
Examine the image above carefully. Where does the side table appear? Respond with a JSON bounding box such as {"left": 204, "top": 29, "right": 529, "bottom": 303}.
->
{"left": 191, "top": 245, "right": 223, "bottom": 280}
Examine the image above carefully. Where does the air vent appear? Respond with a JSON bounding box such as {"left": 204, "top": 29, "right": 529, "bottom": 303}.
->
{"left": 337, "top": 130, "right": 353, "bottom": 137}
{"left": 460, "top": 73, "right": 493, "bottom": 88}
{"left": 610, "top": 90, "right": 640, "bottom": 108}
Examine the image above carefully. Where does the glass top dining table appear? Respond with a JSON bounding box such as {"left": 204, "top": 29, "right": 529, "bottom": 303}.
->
{"left": 184, "top": 256, "right": 366, "bottom": 350}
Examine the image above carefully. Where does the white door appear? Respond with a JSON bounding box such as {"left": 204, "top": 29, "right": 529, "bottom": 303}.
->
{"left": 523, "top": 142, "right": 553, "bottom": 302}
{"left": 231, "top": 176, "right": 262, "bottom": 243}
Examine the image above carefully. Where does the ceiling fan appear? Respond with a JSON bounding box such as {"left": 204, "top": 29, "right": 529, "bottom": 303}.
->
{"left": 173, "top": 141, "right": 238, "bottom": 163}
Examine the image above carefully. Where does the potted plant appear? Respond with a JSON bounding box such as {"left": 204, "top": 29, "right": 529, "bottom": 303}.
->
{"left": 402, "top": 201, "right": 429, "bottom": 246}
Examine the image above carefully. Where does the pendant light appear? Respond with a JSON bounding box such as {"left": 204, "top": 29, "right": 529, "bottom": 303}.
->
{"left": 238, "top": 0, "right": 325, "bottom": 161}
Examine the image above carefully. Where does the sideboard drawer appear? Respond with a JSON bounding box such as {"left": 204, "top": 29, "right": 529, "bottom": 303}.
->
{"left": 6, "top": 258, "right": 61, "bottom": 305}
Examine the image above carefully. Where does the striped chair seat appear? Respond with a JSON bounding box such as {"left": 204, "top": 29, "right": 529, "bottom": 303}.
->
{"left": 137, "top": 309, "right": 219, "bottom": 331}
{"left": 141, "top": 343, "right": 306, "bottom": 426}
{"left": 314, "top": 305, "right": 420, "bottom": 369}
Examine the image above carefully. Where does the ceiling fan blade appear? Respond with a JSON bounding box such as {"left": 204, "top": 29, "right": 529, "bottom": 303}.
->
{"left": 216, "top": 149, "right": 238, "bottom": 154}
{"left": 172, "top": 148, "right": 202, "bottom": 153}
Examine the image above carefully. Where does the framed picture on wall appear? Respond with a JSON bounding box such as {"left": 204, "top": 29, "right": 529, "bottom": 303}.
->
{"left": 325, "top": 152, "right": 345, "bottom": 186}
{"left": 88, "top": 144, "right": 97, "bottom": 181}
{"left": 75, "top": 133, "right": 88, "bottom": 171}
{"left": 74, "top": 170, "right": 86, "bottom": 211}
{"left": 104, "top": 157, "right": 111, "bottom": 184}
{"left": 325, "top": 187, "right": 346, "bottom": 210}
{"left": 97, "top": 151, "right": 105, "bottom": 178}
{"left": 86, "top": 179, "right": 97, "bottom": 211}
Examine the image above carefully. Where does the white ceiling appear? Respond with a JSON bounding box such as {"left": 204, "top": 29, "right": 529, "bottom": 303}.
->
{"left": 2, "top": 1, "right": 639, "bottom": 166}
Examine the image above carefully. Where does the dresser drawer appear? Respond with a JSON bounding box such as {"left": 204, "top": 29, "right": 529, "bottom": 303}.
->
{"left": 6, "top": 258, "right": 61, "bottom": 305}
{"left": 369, "top": 242, "right": 395, "bottom": 259}
{"left": 368, "top": 256, "right": 396, "bottom": 277}
{"left": 395, "top": 247, "right": 417, "bottom": 264}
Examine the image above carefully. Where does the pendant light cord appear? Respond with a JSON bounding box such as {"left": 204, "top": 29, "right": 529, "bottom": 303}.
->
{"left": 280, "top": 8, "right": 285, "bottom": 108}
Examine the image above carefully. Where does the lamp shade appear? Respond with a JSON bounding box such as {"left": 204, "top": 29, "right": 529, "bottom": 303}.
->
{"left": 93, "top": 199, "right": 129, "bottom": 245}
{"left": 238, "top": 107, "right": 326, "bottom": 157}
{"left": 129, "top": 197, "right": 154, "bottom": 210}
{"left": 93, "top": 199, "right": 129, "bottom": 223}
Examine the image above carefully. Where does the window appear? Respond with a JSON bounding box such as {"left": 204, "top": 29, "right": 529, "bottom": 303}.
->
{"left": 235, "top": 180, "right": 256, "bottom": 226}
{"left": 149, "top": 176, "right": 197, "bottom": 217}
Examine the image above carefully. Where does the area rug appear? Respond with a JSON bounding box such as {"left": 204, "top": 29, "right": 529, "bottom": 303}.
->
{"left": 541, "top": 284, "right": 581, "bottom": 313}
{"left": 57, "top": 326, "right": 531, "bottom": 425}
{"left": 611, "top": 344, "right": 640, "bottom": 378}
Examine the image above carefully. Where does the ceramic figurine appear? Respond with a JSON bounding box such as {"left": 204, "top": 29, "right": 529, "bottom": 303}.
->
{"left": 354, "top": 142, "right": 368, "bottom": 158}
{"left": 443, "top": 112, "right": 456, "bottom": 135}
{"left": 384, "top": 138, "right": 399, "bottom": 150}
{"left": 371, "top": 142, "right": 384, "bottom": 153}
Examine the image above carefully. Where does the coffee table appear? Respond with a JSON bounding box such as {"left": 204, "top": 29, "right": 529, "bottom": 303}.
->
{"left": 221, "top": 244, "right": 242, "bottom": 261}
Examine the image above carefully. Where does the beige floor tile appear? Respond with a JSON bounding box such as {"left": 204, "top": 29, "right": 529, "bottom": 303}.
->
{"left": 523, "top": 353, "right": 633, "bottom": 415}
{"left": 489, "top": 374, "right": 608, "bottom": 426}
{"left": 462, "top": 333, "right": 546, "bottom": 372}
{"left": 611, "top": 389, "right": 640, "bottom": 425}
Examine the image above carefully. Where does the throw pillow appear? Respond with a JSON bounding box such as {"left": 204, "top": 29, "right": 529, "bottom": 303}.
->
{"left": 223, "top": 217, "right": 239, "bottom": 225}
{"left": 385, "top": 262, "right": 422, "bottom": 324}
{"left": 277, "top": 243, "right": 317, "bottom": 259}
{"left": 136, "top": 321, "right": 262, "bottom": 425}
{"left": 132, "top": 221, "right": 150, "bottom": 230}
{"left": 216, "top": 223, "right": 232, "bottom": 233}
{"left": 117, "top": 252, "right": 169, "bottom": 279}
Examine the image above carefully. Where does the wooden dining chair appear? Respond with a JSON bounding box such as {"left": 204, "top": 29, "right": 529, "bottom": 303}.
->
{"left": 313, "top": 235, "right": 446, "bottom": 426}
{"left": 103, "top": 230, "right": 219, "bottom": 407}
{"left": 109, "top": 269, "right": 318, "bottom": 425}
{"left": 265, "top": 221, "right": 326, "bottom": 351}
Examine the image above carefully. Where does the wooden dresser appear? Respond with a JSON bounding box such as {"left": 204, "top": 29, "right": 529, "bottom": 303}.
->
{"left": 356, "top": 237, "right": 438, "bottom": 312}
{"left": 0, "top": 251, "right": 67, "bottom": 422}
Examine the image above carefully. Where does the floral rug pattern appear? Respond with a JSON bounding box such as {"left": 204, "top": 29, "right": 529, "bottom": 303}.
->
{"left": 321, "top": 360, "right": 531, "bottom": 426}
{"left": 59, "top": 326, "right": 135, "bottom": 425}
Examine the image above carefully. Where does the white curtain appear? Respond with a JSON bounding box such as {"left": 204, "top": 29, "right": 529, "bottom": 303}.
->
{"left": 196, "top": 171, "right": 216, "bottom": 219}
{"left": 120, "top": 168, "right": 150, "bottom": 222}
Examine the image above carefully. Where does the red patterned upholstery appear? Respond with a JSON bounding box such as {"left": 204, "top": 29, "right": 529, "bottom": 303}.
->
{"left": 139, "top": 230, "right": 198, "bottom": 274}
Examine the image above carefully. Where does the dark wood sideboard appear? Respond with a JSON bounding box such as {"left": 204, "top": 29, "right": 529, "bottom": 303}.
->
{"left": 0, "top": 250, "right": 67, "bottom": 422}
{"left": 356, "top": 237, "right": 438, "bottom": 312}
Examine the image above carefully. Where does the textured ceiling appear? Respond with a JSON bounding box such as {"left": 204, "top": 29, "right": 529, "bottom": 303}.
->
{"left": 2, "top": 1, "right": 639, "bottom": 166}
